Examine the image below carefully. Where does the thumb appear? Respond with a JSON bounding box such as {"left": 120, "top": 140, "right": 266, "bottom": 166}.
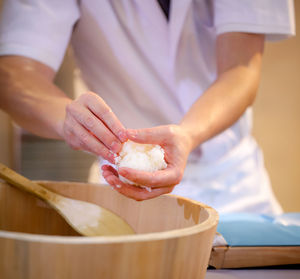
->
{"left": 126, "top": 127, "right": 165, "bottom": 144}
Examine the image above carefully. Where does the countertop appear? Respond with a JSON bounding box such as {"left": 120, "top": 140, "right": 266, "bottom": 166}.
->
{"left": 206, "top": 267, "right": 300, "bottom": 279}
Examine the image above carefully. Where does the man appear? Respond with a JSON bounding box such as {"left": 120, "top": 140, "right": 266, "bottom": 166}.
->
{"left": 0, "top": 0, "right": 295, "bottom": 213}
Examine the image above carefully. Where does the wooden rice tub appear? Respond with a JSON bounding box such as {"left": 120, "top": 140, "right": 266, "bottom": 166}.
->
{"left": 0, "top": 181, "right": 218, "bottom": 279}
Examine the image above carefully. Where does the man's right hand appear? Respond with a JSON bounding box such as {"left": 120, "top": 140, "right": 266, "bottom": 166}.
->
{"left": 0, "top": 57, "right": 126, "bottom": 162}
{"left": 63, "top": 91, "right": 127, "bottom": 163}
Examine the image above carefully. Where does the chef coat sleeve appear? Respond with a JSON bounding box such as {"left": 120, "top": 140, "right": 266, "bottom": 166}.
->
{"left": 213, "top": 0, "right": 295, "bottom": 41}
{"left": 0, "top": 0, "right": 80, "bottom": 71}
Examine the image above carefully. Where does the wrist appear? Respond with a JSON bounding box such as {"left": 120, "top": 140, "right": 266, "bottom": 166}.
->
{"left": 176, "top": 124, "right": 194, "bottom": 154}
{"left": 178, "top": 122, "right": 203, "bottom": 152}
{"left": 54, "top": 97, "right": 73, "bottom": 140}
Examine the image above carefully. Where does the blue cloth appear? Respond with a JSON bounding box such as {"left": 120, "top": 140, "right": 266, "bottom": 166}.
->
{"left": 217, "top": 213, "right": 300, "bottom": 246}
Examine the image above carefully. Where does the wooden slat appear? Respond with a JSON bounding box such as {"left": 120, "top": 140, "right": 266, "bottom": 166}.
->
{"left": 209, "top": 246, "right": 300, "bottom": 269}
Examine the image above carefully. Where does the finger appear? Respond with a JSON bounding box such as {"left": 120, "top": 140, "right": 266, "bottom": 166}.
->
{"left": 125, "top": 128, "right": 163, "bottom": 144}
{"left": 103, "top": 170, "right": 174, "bottom": 201}
{"left": 82, "top": 92, "right": 127, "bottom": 142}
{"left": 125, "top": 125, "right": 176, "bottom": 144}
{"left": 117, "top": 185, "right": 174, "bottom": 201}
{"left": 63, "top": 123, "right": 81, "bottom": 150}
{"left": 102, "top": 169, "right": 129, "bottom": 189}
{"left": 67, "top": 103, "right": 122, "bottom": 153}
{"left": 118, "top": 167, "right": 182, "bottom": 187}
{"left": 65, "top": 117, "right": 115, "bottom": 163}
{"left": 101, "top": 164, "right": 119, "bottom": 177}
{"left": 67, "top": 137, "right": 81, "bottom": 151}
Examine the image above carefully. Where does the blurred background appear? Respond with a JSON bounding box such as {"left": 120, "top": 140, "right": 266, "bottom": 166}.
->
{"left": 0, "top": 1, "right": 299, "bottom": 212}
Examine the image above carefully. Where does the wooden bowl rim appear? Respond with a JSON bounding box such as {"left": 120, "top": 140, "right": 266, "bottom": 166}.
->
{"left": 0, "top": 182, "right": 219, "bottom": 244}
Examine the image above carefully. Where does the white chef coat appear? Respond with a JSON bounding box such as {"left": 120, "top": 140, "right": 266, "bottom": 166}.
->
{"left": 0, "top": 0, "right": 295, "bottom": 214}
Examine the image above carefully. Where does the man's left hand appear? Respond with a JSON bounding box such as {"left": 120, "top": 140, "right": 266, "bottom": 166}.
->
{"left": 102, "top": 124, "right": 192, "bottom": 201}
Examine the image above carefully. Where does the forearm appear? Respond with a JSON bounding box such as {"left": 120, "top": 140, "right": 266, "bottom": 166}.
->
{"left": 180, "top": 59, "right": 261, "bottom": 150}
{"left": 0, "top": 56, "right": 71, "bottom": 139}
{"left": 180, "top": 32, "right": 264, "bottom": 151}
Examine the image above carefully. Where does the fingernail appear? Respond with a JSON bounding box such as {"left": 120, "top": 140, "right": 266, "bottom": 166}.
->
{"left": 102, "top": 170, "right": 108, "bottom": 177}
{"left": 108, "top": 152, "right": 116, "bottom": 163}
{"left": 111, "top": 141, "right": 121, "bottom": 153}
{"left": 115, "top": 184, "right": 122, "bottom": 189}
{"left": 118, "top": 131, "right": 127, "bottom": 142}
{"left": 128, "top": 129, "right": 137, "bottom": 138}
{"left": 120, "top": 169, "right": 127, "bottom": 176}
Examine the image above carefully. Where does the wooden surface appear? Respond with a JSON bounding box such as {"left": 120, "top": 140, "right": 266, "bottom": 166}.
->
{"left": 206, "top": 269, "right": 300, "bottom": 279}
{"left": 0, "top": 111, "right": 13, "bottom": 168}
{"left": 209, "top": 246, "right": 300, "bottom": 269}
{"left": 0, "top": 181, "right": 218, "bottom": 279}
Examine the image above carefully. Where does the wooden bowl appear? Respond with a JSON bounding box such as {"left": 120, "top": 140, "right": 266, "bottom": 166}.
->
{"left": 0, "top": 181, "right": 218, "bottom": 279}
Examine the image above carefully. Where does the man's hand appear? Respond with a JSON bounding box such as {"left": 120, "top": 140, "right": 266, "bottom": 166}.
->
{"left": 63, "top": 91, "right": 127, "bottom": 163}
{"left": 102, "top": 124, "right": 192, "bottom": 201}
{"left": 0, "top": 57, "right": 127, "bottom": 161}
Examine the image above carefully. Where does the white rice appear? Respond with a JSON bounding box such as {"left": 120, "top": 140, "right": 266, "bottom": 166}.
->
{"left": 115, "top": 140, "right": 167, "bottom": 191}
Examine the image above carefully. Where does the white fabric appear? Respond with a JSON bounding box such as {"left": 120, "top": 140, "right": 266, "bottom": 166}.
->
{"left": 0, "top": 0, "right": 80, "bottom": 71}
{"left": 0, "top": 0, "right": 295, "bottom": 214}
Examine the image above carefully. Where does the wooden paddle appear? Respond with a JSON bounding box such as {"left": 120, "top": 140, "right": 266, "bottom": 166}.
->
{"left": 0, "top": 163, "right": 135, "bottom": 236}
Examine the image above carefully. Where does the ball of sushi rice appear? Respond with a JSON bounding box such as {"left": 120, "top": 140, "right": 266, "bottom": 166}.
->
{"left": 115, "top": 140, "right": 167, "bottom": 191}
